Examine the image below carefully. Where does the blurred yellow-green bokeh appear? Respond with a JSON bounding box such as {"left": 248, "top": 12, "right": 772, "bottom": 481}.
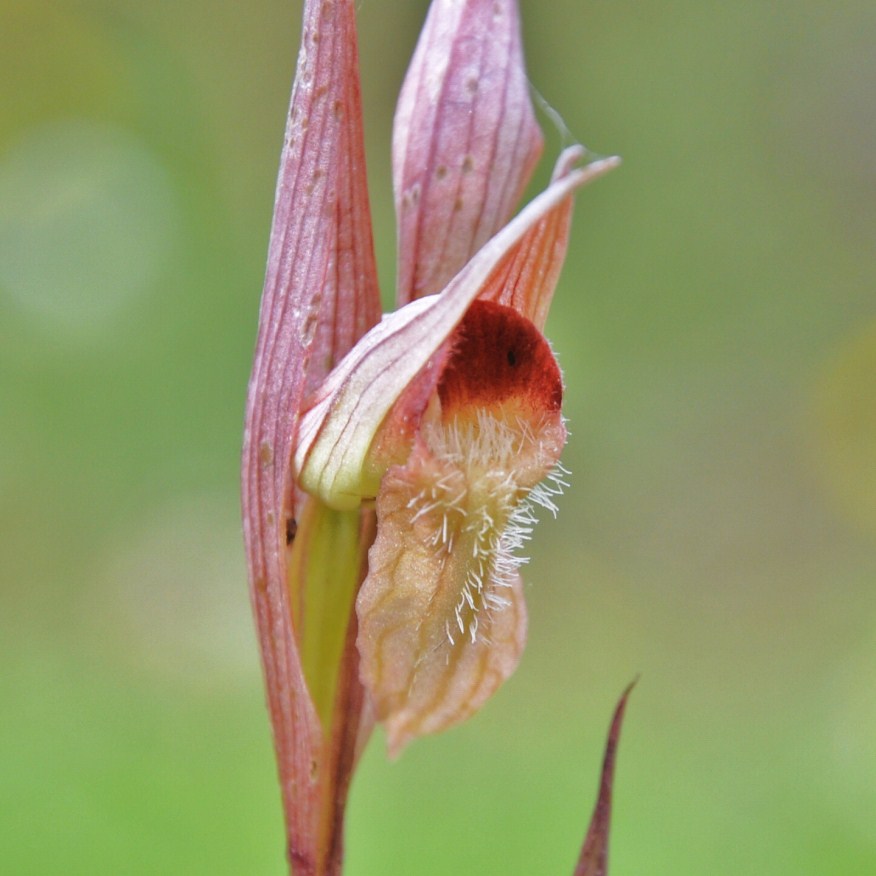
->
{"left": 1, "top": 1, "right": 874, "bottom": 873}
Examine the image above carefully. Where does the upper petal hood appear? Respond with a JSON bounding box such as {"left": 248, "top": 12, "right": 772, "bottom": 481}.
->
{"left": 293, "top": 156, "right": 619, "bottom": 510}
{"left": 477, "top": 146, "right": 586, "bottom": 330}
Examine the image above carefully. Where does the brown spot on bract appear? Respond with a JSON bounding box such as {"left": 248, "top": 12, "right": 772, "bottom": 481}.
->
{"left": 286, "top": 517, "right": 298, "bottom": 545}
{"left": 300, "top": 306, "right": 319, "bottom": 345}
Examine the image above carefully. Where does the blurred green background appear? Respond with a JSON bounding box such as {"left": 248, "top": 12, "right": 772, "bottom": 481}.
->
{"left": 1, "top": 0, "right": 874, "bottom": 873}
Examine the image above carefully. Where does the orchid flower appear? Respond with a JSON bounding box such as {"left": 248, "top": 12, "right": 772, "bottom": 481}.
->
{"left": 242, "top": 0, "right": 620, "bottom": 873}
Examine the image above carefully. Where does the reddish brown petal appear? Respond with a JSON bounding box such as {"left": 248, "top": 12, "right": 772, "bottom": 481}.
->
{"left": 294, "top": 162, "right": 610, "bottom": 509}
{"left": 394, "top": 0, "right": 543, "bottom": 305}
{"left": 240, "top": 0, "right": 380, "bottom": 871}
{"left": 437, "top": 299, "right": 563, "bottom": 419}
{"left": 574, "top": 681, "right": 637, "bottom": 876}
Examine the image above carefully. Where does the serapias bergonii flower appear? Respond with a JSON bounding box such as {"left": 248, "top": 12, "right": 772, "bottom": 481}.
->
{"left": 294, "top": 144, "right": 618, "bottom": 754}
